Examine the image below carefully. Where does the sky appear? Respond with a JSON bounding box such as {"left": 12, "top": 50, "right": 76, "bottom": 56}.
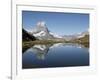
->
{"left": 22, "top": 11, "right": 89, "bottom": 35}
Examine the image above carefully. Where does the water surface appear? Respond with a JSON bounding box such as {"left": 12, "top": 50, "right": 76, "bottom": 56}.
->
{"left": 22, "top": 43, "right": 89, "bottom": 69}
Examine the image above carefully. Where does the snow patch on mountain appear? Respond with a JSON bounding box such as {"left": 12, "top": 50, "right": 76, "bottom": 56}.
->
{"left": 76, "top": 31, "right": 89, "bottom": 38}
{"left": 50, "top": 32, "right": 62, "bottom": 38}
{"left": 33, "top": 31, "right": 46, "bottom": 37}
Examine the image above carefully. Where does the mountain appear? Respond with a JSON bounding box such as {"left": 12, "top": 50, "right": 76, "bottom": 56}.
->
{"left": 76, "top": 34, "right": 89, "bottom": 44}
{"left": 71, "top": 33, "right": 89, "bottom": 47}
{"left": 76, "top": 31, "right": 89, "bottom": 38}
{"left": 28, "top": 21, "right": 89, "bottom": 41}
{"left": 22, "top": 28, "right": 36, "bottom": 41}
{"left": 62, "top": 35, "right": 77, "bottom": 41}
{"left": 49, "top": 32, "right": 63, "bottom": 38}
{"left": 62, "top": 31, "right": 89, "bottom": 41}
{"left": 31, "top": 21, "right": 54, "bottom": 40}
{"left": 31, "top": 21, "right": 62, "bottom": 40}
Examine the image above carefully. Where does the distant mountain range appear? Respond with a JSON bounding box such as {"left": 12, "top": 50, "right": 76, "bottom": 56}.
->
{"left": 62, "top": 31, "right": 89, "bottom": 41}
{"left": 23, "top": 21, "right": 89, "bottom": 41}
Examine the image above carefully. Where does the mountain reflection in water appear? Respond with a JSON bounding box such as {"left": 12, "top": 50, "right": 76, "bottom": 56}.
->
{"left": 30, "top": 44, "right": 51, "bottom": 60}
{"left": 22, "top": 43, "right": 89, "bottom": 69}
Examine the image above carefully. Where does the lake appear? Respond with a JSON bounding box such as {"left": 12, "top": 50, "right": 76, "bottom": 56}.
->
{"left": 22, "top": 43, "right": 89, "bottom": 69}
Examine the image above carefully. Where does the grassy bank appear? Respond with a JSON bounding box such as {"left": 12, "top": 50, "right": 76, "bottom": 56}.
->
{"left": 23, "top": 40, "right": 69, "bottom": 48}
{"left": 22, "top": 39, "right": 89, "bottom": 52}
{"left": 22, "top": 40, "right": 69, "bottom": 53}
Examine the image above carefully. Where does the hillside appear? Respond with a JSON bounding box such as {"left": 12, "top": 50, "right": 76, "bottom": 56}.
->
{"left": 72, "top": 35, "right": 89, "bottom": 47}
{"left": 22, "top": 28, "right": 36, "bottom": 41}
{"left": 78, "top": 35, "right": 89, "bottom": 43}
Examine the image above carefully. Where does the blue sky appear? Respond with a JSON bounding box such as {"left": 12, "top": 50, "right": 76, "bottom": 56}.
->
{"left": 22, "top": 11, "right": 89, "bottom": 35}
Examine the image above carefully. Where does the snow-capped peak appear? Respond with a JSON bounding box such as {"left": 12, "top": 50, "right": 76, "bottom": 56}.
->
{"left": 31, "top": 21, "right": 63, "bottom": 40}
{"left": 36, "top": 21, "right": 46, "bottom": 27}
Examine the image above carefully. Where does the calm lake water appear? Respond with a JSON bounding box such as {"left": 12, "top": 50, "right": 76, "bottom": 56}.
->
{"left": 22, "top": 43, "right": 89, "bottom": 69}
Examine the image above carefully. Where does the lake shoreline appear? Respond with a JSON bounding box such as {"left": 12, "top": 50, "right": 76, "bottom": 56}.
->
{"left": 22, "top": 40, "right": 89, "bottom": 53}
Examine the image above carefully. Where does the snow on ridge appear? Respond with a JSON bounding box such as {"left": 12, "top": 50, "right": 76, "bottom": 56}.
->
{"left": 33, "top": 31, "right": 46, "bottom": 37}
{"left": 50, "top": 32, "right": 62, "bottom": 38}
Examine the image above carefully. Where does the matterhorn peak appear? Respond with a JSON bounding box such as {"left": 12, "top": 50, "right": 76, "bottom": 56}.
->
{"left": 36, "top": 21, "right": 46, "bottom": 27}
{"left": 31, "top": 21, "right": 63, "bottom": 40}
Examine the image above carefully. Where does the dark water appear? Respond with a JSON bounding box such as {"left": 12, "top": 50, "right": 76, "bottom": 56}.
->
{"left": 22, "top": 43, "right": 89, "bottom": 69}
